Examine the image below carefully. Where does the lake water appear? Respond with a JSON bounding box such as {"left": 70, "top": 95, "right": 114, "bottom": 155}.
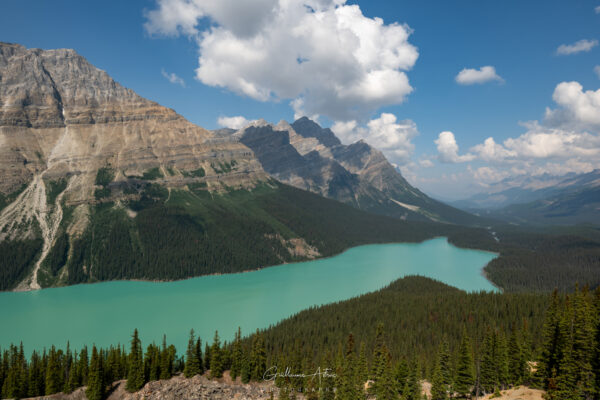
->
{"left": 0, "top": 238, "right": 497, "bottom": 354}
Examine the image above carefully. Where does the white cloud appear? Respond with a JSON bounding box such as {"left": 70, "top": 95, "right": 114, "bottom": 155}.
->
{"left": 468, "top": 166, "right": 510, "bottom": 185}
{"left": 435, "top": 131, "right": 475, "bottom": 163}
{"left": 455, "top": 66, "right": 503, "bottom": 85}
{"left": 331, "top": 113, "right": 418, "bottom": 165}
{"left": 595, "top": 65, "right": 600, "bottom": 79}
{"left": 471, "top": 137, "right": 516, "bottom": 162}
{"left": 440, "top": 81, "right": 600, "bottom": 185}
{"left": 145, "top": 0, "right": 418, "bottom": 121}
{"left": 161, "top": 69, "right": 186, "bottom": 87}
{"left": 595, "top": 5, "right": 600, "bottom": 13}
{"left": 217, "top": 115, "right": 251, "bottom": 129}
{"left": 419, "top": 159, "right": 434, "bottom": 168}
{"left": 556, "top": 39, "right": 598, "bottom": 55}
{"left": 545, "top": 81, "right": 600, "bottom": 129}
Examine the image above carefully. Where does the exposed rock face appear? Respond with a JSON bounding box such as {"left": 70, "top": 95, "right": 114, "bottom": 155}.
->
{"left": 24, "top": 375, "right": 277, "bottom": 400}
{"left": 0, "top": 42, "right": 265, "bottom": 197}
{"left": 236, "top": 117, "right": 478, "bottom": 224}
{"left": 0, "top": 42, "right": 266, "bottom": 290}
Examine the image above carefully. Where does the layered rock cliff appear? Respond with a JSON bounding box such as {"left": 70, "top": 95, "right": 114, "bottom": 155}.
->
{"left": 233, "top": 117, "right": 479, "bottom": 225}
{"left": 0, "top": 42, "right": 266, "bottom": 290}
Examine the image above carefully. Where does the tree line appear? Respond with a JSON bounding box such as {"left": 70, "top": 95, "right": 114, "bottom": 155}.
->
{"left": 1, "top": 277, "right": 598, "bottom": 399}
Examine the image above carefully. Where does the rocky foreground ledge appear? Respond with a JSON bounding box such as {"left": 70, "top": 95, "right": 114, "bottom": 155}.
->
{"left": 25, "top": 373, "right": 276, "bottom": 400}
{"left": 24, "top": 373, "right": 544, "bottom": 400}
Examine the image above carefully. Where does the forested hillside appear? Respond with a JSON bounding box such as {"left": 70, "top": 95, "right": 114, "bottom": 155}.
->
{"left": 2, "top": 276, "right": 598, "bottom": 399}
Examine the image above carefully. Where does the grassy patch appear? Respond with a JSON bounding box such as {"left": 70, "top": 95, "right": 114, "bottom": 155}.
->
{"left": 142, "top": 167, "right": 163, "bottom": 181}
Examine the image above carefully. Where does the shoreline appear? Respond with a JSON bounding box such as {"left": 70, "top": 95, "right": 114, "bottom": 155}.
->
{"left": 7, "top": 236, "right": 500, "bottom": 294}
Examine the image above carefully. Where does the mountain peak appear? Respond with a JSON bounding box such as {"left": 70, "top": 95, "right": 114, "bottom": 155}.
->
{"left": 291, "top": 117, "right": 341, "bottom": 148}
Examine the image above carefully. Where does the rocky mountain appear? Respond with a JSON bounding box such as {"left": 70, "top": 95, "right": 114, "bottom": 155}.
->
{"left": 228, "top": 118, "right": 480, "bottom": 225}
{"left": 454, "top": 170, "right": 600, "bottom": 225}
{"left": 0, "top": 42, "right": 269, "bottom": 291}
{"left": 0, "top": 42, "right": 456, "bottom": 292}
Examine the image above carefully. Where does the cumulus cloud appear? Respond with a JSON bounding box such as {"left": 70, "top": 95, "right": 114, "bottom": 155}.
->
{"left": 595, "top": 6, "right": 600, "bottom": 13}
{"left": 455, "top": 66, "right": 503, "bottom": 85}
{"left": 435, "top": 131, "right": 475, "bottom": 163}
{"left": 556, "top": 39, "right": 598, "bottom": 55}
{"left": 161, "top": 69, "right": 186, "bottom": 87}
{"left": 217, "top": 115, "right": 251, "bottom": 129}
{"left": 437, "top": 81, "right": 600, "bottom": 185}
{"left": 331, "top": 113, "right": 418, "bottom": 165}
{"left": 595, "top": 65, "right": 600, "bottom": 79}
{"left": 544, "top": 81, "right": 600, "bottom": 129}
{"left": 419, "top": 159, "right": 434, "bottom": 168}
{"left": 145, "top": 0, "right": 418, "bottom": 121}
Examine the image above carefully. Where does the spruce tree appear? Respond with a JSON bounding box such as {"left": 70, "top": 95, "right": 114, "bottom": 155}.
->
{"left": 431, "top": 362, "right": 448, "bottom": 400}
{"left": 336, "top": 334, "right": 358, "bottom": 400}
{"left": 369, "top": 323, "right": 387, "bottom": 396}
{"left": 496, "top": 331, "right": 509, "bottom": 389}
{"left": 184, "top": 329, "right": 201, "bottom": 378}
{"left": 356, "top": 341, "right": 368, "bottom": 386}
{"left": 479, "top": 328, "right": 497, "bottom": 393}
{"left": 28, "top": 350, "right": 44, "bottom": 397}
{"left": 403, "top": 358, "right": 421, "bottom": 400}
{"left": 210, "top": 331, "right": 224, "bottom": 378}
{"left": 86, "top": 345, "right": 105, "bottom": 400}
{"left": 126, "top": 329, "right": 145, "bottom": 392}
{"left": 160, "top": 335, "right": 173, "bottom": 380}
{"left": 231, "top": 327, "right": 243, "bottom": 380}
{"left": 45, "top": 345, "right": 62, "bottom": 395}
{"left": 508, "top": 327, "right": 525, "bottom": 385}
{"left": 537, "top": 289, "right": 561, "bottom": 388}
{"left": 431, "top": 341, "right": 451, "bottom": 400}
{"left": 454, "top": 329, "right": 474, "bottom": 398}
{"left": 394, "top": 358, "right": 409, "bottom": 397}
{"left": 79, "top": 346, "right": 89, "bottom": 386}
{"left": 250, "top": 331, "right": 267, "bottom": 382}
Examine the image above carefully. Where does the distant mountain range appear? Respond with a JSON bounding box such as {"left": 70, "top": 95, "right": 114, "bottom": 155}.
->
{"left": 218, "top": 118, "right": 479, "bottom": 225}
{"left": 0, "top": 42, "right": 479, "bottom": 291}
{"left": 452, "top": 170, "right": 600, "bottom": 225}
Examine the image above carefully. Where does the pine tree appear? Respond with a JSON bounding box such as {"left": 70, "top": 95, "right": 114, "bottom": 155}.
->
{"left": 79, "top": 346, "right": 89, "bottom": 386}
{"left": 159, "top": 335, "right": 173, "bottom": 380}
{"left": 496, "top": 331, "right": 509, "bottom": 389}
{"left": 184, "top": 329, "right": 201, "bottom": 378}
{"left": 431, "top": 362, "right": 448, "bottom": 400}
{"left": 394, "top": 358, "right": 409, "bottom": 397}
{"left": 28, "top": 350, "right": 45, "bottom": 397}
{"left": 86, "top": 346, "right": 105, "bottom": 400}
{"left": 231, "top": 327, "right": 243, "bottom": 380}
{"left": 454, "top": 329, "right": 474, "bottom": 398}
{"left": 250, "top": 330, "right": 267, "bottom": 382}
{"left": 204, "top": 342, "right": 211, "bottom": 372}
{"left": 356, "top": 341, "right": 368, "bottom": 386}
{"left": 210, "top": 331, "right": 224, "bottom": 378}
{"left": 45, "top": 345, "right": 62, "bottom": 395}
{"left": 537, "top": 289, "right": 561, "bottom": 388}
{"left": 479, "top": 328, "right": 497, "bottom": 393}
{"left": 403, "top": 358, "right": 421, "bottom": 400}
{"left": 431, "top": 341, "right": 451, "bottom": 400}
{"left": 508, "top": 327, "right": 525, "bottom": 386}
{"left": 126, "top": 329, "right": 145, "bottom": 392}
{"left": 336, "top": 334, "right": 358, "bottom": 400}
{"left": 369, "top": 323, "right": 387, "bottom": 396}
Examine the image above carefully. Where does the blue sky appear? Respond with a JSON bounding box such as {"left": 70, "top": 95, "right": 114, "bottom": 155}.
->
{"left": 1, "top": 0, "right": 599, "bottom": 198}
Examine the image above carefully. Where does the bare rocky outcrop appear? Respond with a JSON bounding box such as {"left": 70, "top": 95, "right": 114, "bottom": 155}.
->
{"left": 0, "top": 42, "right": 268, "bottom": 290}
{"left": 0, "top": 42, "right": 266, "bottom": 198}
{"left": 25, "top": 374, "right": 278, "bottom": 400}
{"left": 233, "top": 117, "right": 477, "bottom": 224}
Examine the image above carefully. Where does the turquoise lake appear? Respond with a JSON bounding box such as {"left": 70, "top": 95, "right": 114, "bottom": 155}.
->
{"left": 0, "top": 238, "right": 497, "bottom": 353}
